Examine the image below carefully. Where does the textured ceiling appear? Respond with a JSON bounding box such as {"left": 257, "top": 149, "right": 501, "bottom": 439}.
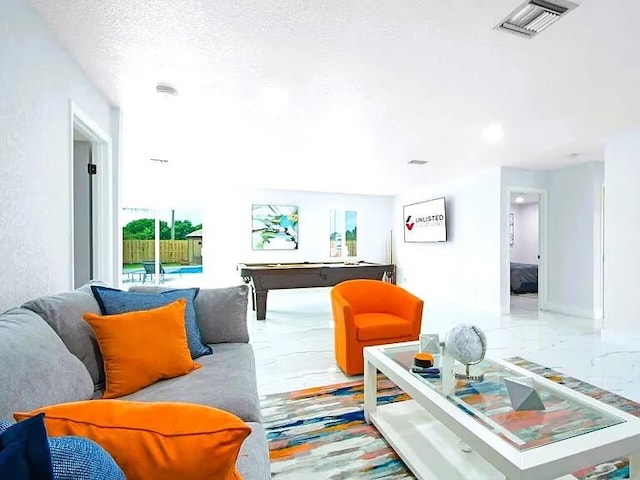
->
{"left": 31, "top": 0, "right": 640, "bottom": 196}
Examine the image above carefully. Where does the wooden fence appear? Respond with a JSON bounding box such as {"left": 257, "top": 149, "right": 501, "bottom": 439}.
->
{"left": 123, "top": 240, "right": 189, "bottom": 264}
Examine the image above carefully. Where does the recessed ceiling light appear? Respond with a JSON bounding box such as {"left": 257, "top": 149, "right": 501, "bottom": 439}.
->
{"left": 482, "top": 124, "right": 504, "bottom": 143}
{"left": 408, "top": 160, "right": 428, "bottom": 165}
{"left": 515, "top": 196, "right": 525, "bottom": 203}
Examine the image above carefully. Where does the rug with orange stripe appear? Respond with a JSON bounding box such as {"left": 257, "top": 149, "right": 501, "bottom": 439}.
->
{"left": 261, "top": 357, "right": 638, "bottom": 479}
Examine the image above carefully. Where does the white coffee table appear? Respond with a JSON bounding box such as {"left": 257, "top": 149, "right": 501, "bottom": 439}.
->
{"left": 364, "top": 341, "right": 640, "bottom": 480}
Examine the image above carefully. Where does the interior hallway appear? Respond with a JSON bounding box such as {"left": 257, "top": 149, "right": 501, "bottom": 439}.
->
{"left": 250, "top": 287, "right": 640, "bottom": 403}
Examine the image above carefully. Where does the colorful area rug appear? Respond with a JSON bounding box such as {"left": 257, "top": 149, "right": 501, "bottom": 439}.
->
{"left": 261, "top": 357, "right": 640, "bottom": 479}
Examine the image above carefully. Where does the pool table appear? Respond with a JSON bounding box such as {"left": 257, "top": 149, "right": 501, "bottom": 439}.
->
{"left": 238, "top": 261, "right": 395, "bottom": 320}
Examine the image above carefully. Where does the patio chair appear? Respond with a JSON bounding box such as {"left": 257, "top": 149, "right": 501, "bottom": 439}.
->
{"left": 141, "top": 261, "right": 166, "bottom": 283}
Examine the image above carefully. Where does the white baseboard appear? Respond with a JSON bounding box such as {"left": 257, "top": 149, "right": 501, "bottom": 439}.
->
{"left": 544, "top": 302, "right": 594, "bottom": 320}
{"left": 593, "top": 308, "right": 604, "bottom": 329}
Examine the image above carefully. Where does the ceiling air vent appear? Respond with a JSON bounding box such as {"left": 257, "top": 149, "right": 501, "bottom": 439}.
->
{"left": 496, "top": 0, "right": 578, "bottom": 39}
{"left": 408, "top": 160, "right": 428, "bottom": 165}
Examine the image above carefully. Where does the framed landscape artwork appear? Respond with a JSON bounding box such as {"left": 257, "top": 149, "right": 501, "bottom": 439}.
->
{"left": 252, "top": 204, "right": 299, "bottom": 250}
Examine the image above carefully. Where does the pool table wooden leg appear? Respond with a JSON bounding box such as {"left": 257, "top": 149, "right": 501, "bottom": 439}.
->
{"left": 250, "top": 286, "right": 256, "bottom": 311}
{"left": 255, "top": 290, "right": 268, "bottom": 320}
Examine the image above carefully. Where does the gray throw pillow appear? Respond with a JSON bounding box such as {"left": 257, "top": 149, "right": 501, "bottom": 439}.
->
{"left": 129, "top": 284, "right": 250, "bottom": 344}
{"left": 21, "top": 283, "right": 106, "bottom": 390}
{"left": 194, "top": 285, "right": 250, "bottom": 344}
{"left": 0, "top": 308, "right": 94, "bottom": 420}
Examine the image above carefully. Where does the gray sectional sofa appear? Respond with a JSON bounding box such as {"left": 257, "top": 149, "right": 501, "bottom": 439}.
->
{"left": 0, "top": 282, "right": 271, "bottom": 479}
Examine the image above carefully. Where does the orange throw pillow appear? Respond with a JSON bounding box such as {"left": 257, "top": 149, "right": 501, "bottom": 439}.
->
{"left": 14, "top": 400, "right": 251, "bottom": 480}
{"left": 83, "top": 298, "right": 200, "bottom": 398}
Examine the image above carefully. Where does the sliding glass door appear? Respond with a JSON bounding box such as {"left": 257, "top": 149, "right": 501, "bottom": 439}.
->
{"left": 121, "top": 207, "right": 203, "bottom": 287}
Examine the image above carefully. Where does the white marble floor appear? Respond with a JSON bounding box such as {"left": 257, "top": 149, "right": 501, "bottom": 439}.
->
{"left": 249, "top": 287, "right": 640, "bottom": 403}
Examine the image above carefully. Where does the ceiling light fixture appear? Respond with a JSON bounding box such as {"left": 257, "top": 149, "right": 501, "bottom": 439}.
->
{"left": 515, "top": 196, "right": 525, "bottom": 203}
{"left": 495, "top": 0, "right": 578, "bottom": 39}
{"left": 481, "top": 124, "right": 504, "bottom": 143}
{"left": 156, "top": 83, "right": 179, "bottom": 97}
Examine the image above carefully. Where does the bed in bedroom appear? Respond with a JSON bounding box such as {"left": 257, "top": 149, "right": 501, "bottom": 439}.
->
{"left": 510, "top": 262, "right": 538, "bottom": 294}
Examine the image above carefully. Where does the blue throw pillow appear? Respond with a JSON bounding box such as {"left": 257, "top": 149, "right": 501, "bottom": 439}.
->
{"left": 0, "top": 414, "right": 53, "bottom": 480}
{"left": 91, "top": 285, "right": 212, "bottom": 359}
{"left": 49, "top": 436, "right": 125, "bottom": 480}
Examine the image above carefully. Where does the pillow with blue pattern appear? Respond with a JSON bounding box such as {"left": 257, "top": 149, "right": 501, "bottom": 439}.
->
{"left": 91, "top": 285, "right": 212, "bottom": 359}
{"left": 0, "top": 420, "right": 125, "bottom": 480}
{"left": 48, "top": 436, "right": 125, "bottom": 480}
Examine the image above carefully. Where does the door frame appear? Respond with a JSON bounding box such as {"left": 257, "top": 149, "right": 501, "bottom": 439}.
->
{"left": 502, "top": 187, "right": 548, "bottom": 314}
{"left": 69, "top": 101, "right": 115, "bottom": 288}
{"left": 596, "top": 183, "right": 605, "bottom": 323}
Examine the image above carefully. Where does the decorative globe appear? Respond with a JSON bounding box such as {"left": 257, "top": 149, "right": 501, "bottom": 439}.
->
{"left": 445, "top": 323, "right": 487, "bottom": 366}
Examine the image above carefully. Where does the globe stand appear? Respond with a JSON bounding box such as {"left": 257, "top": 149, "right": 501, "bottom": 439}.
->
{"left": 459, "top": 440, "right": 473, "bottom": 453}
{"left": 453, "top": 363, "right": 484, "bottom": 382}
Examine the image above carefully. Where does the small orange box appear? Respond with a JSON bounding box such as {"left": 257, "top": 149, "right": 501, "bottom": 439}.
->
{"left": 414, "top": 352, "right": 434, "bottom": 368}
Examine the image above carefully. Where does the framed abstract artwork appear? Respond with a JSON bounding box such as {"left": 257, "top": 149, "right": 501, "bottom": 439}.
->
{"left": 252, "top": 204, "right": 299, "bottom": 250}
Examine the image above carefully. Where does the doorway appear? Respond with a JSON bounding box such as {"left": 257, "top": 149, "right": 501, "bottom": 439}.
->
{"left": 597, "top": 184, "right": 605, "bottom": 322}
{"left": 72, "top": 131, "right": 93, "bottom": 287}
{"left": 503, "top": 187, "right": 547, "bottom": 315}
{"left": 509, "top": 192, "right": 541, "bottom": 314}
{"left": 70, "top": 102, "right": 114, "bottom": 288}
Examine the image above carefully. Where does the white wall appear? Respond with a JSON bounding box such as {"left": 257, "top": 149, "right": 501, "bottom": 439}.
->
{"left": 178, "top": 160, "right": 603, "bottom": 324}
{"left": 394, "top": 168, "right": 503, "bottom": 318}
{"left": 200, "top": 187, "right": 394, "bottom": 287}
{"left": 388, "top": 164, "right": 603, "bottom": 323}
{"left": 500, "top": 165, "right": 602, "bottom": 318}
{"left": 510, "top": 202, "right": 539, "bottom": 264}
{"left": 0, "top": 0, "right": 115, "bottom": 311}
{"left": 603, "top": 131, "right": 640, "bottom": 337}
{"left": 546, "top": 162, "right": 603, "bottom": 319}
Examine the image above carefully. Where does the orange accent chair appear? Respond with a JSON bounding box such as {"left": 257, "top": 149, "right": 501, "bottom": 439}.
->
{"left": 330, "top": 279, "right": 424, "bottom": 375}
